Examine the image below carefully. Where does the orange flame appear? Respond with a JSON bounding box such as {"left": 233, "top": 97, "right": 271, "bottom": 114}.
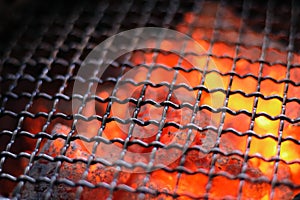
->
{"left": 80, "top": 15, "right": 300, "bottom": 198}
{"left": 21, "top": 11, "right": 300, "bottom": 200}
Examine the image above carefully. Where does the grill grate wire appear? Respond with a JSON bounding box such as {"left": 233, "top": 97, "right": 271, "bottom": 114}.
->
{"left": 0, "top": 0, "right": 300, "bottom": 199}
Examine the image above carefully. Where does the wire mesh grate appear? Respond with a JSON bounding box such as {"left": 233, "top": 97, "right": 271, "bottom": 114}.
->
{"left": 0, "top": 0, "right": 300, "bottom": 199}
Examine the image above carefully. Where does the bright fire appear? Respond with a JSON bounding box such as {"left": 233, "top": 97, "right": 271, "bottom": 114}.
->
{"left": 19, "top": 12, "right": 300, "bottom": 200}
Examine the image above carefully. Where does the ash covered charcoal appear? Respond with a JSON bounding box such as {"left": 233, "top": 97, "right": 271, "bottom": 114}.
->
{"left": 242, "top": 167, "right": 268, "bottom": 199}
{"left": 152, "top": 106, "right": 214, "bottom": 167}
{"left": 184, "top": 133, "right": 270, "bottom": 199}
{"left": 270, "top": 163, "right": 293, "bottom": 200}
{"left": 213, "top": 154, "right": 268, "bottom": 199}
{"left": 21, "top": 124, "right": 130, "bottom": 200}
{"left": 115, "top": 171, "right": 176, "bottom": 200}
{"left": 160, "top": 106, "right": 213, "bottom": 148}
{"left": 272, "top": 185, "right": 293, "bottom": 200}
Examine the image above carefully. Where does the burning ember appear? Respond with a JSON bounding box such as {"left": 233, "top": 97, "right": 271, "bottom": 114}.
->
{"left": 17, "top": 10, "right": 300, "bottom": 200}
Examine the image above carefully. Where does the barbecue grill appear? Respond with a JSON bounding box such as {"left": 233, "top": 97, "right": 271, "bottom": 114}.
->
{"left": 0, "top": 0, "right": 300, "bottom": 199}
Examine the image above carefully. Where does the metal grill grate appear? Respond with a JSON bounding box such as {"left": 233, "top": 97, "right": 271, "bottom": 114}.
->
{"left": 0, "top": 0, "right": 300, "bottom": 199}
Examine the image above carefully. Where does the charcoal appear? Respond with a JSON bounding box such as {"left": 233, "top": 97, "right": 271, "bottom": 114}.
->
{"left": 21, "top": 124, "right": 130, "bottom": 200}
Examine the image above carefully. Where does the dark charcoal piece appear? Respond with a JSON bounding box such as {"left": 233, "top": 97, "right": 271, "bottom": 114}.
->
{"left": 21, "top": 124, "right": 130, "bottom": 200}
{"left": 294, "top": 193, "right": 300, "bottom": 200}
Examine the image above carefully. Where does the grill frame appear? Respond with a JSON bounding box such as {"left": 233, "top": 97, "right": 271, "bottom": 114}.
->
{"left": 0, "top": 0, "right": 300, "bottom": 199}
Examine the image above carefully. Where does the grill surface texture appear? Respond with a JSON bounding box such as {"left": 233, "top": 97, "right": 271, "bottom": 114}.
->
{"left": 0, "top": 0, "right": 300, "bottom": 199}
